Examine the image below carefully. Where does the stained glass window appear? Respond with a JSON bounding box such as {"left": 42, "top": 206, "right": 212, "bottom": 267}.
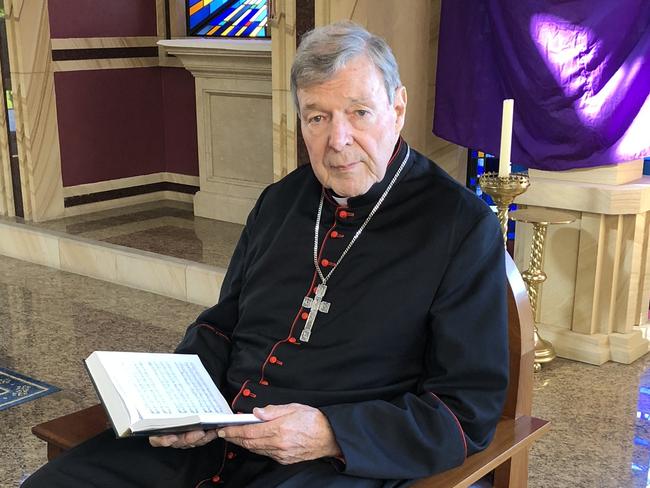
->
{"left": 187, "top": 0, "right": 269, "bottom": 38}
{"left": 467, "top": 150, "right": 527, "bottom": 242}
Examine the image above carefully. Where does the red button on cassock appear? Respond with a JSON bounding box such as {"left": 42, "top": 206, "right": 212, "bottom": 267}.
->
{"left": 301, "top": 312, "right": 309, "bottom": 320}
{"left": 288, "top": 337, "right": 297, "bottom": 343}
{"left": 227, "top": 451, "right": 235, "bottom": 460}
{"left": 321, "top": 259, "right": 329, "bottom": 267}
{"left": 242, "top": 388, "right": 251, "bottom": 397}
{"left": 212, "top": 475, "right": 221, "bottom": 482}
{"left": 269, "top": 356, "right": 278, "bottom": 364}
{"left": 339, "top": 210, "right": 348, "bottom": 218}
{"left": 330, "top": 230, "right": 339, "bottom": 238}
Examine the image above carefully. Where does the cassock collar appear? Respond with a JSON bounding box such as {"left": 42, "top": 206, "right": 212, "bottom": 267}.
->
{"left": 324, "top": 138, "right": 410, "bottom": 209}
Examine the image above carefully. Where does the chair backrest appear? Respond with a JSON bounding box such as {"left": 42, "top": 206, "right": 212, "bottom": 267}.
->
{"left": 410, "top": 254, "right": 542, "bottom": 488}
{"left": 502, "top": 252, "right": 535, "bottom": 420}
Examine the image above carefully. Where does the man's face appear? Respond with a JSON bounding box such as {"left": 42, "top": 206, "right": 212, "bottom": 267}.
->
{"left": 297, "top": 55, "right": 407, "bottom": 198}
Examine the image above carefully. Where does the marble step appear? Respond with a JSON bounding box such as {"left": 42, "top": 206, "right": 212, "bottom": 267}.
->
{"left": 0, "top": 218, "right": 225, "bottom": 307}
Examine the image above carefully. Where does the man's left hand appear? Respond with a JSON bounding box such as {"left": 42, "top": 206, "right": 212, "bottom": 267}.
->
{"left": 217, "top": 403, "right": 342, "bottom": 465}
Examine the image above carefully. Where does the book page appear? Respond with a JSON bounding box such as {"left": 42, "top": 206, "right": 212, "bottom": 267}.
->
{"left": 99, "top": 352, "right": 232, "bottom": 419}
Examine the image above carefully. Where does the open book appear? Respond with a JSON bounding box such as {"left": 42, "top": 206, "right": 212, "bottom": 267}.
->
{"left": 85, "top": 351, "right": 261, "bottom": 437}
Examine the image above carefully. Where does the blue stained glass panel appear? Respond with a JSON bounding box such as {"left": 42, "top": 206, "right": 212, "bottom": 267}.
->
{"left": 188, "top": 0, "right": 230, "bottom": 29}
{"left": 187, "top": 0, "right": 269, "bottom": 38}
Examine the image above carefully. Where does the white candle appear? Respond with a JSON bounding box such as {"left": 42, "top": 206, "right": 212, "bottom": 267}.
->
{"left": 498, "top": 99, "right": 514, "bottom": 178}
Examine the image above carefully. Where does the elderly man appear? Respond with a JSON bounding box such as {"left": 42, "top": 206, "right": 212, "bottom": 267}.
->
{"left": 24, "top": 21, "right": 507, "bottom": 488}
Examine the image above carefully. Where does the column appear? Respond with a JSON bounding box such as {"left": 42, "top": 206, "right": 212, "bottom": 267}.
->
{"left": 0, "top": 58, "right": 14, "bottom": 217}
{"left": 271, "top": 0, "right": 298, "bottom": 181}
{"left": 4, "top": 0, "right": 64, "bottom": 221}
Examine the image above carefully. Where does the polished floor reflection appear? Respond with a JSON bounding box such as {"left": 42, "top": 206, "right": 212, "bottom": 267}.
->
{"left": 24, "top": 201, "right": 244, "bottom": 269}
{"left": 634, "top": 369, "right": 650, "bottom": 487}
{"left": 2, "top": 251, "right": 650, "bottom": 487}
{"left": 530, "top": 355, "right": 650, "bottom": 487}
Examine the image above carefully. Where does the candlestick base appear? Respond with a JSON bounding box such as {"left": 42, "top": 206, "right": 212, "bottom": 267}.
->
{"left": 534, "top": 332, "right": 557, "bottom": 367}
{"left": 478, "top": 172, "right": 530, "bottom": 247}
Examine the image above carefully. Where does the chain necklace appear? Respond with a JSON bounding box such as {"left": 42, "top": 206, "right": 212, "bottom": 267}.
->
{"left": 299, "top": 145, "right": 411, "bottom": 342}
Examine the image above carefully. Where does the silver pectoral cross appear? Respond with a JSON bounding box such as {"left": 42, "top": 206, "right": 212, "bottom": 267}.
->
{"left": 299, "top": 283, "right": 331, "bottom": 342}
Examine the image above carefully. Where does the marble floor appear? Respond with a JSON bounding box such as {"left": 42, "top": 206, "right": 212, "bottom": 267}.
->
{"left": 1, "top": 201, "right": 650, "bottom": 487}
{"left": 0, "top": 255, "right": 206, "bottom": 486}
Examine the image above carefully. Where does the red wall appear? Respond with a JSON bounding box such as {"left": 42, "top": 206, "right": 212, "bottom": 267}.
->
{"left": 162, "top": 68, "right": 199, "bottom": 177}
{"left": 55, "top": 68, "right": 165, "bottom": 186}
{"left": 48, "top": 0, "right": 158, "bottom": 38}
{"left": 55, "top": 67, "right": 198, "bottom": 186}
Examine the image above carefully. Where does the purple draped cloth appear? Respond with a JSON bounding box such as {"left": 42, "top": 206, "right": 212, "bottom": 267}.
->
{"left": 433, "top": 0, "right": 650, "bottom": 171}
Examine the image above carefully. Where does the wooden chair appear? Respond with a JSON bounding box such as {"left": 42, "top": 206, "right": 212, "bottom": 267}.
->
{"left": 33, "top": 253, "right": 548, "bottom": 487}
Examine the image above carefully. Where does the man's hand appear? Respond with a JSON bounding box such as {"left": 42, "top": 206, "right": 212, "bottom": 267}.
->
{"left": 217, "top": 403, "right": 342, "bottom": 465}
{"left": 149, "top": 429, "right": 219, "bottom": 449}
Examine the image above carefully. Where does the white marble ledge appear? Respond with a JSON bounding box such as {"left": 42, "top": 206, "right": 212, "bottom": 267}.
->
{"left": 518, "top": 175, "right": 650, "bottom": 215}
{"left": 529, "top": 175, "right": 650, "bottom": 190}
{"left": 529, "top": 159, "right": 643, "bottom": 186}
{"left": 158, "top": 38, "right": 271, "bottom": 53}
{"left": 158, "top": 38, "right": 271, "bottom": 77}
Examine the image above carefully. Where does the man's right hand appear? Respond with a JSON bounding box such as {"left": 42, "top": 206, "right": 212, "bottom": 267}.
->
{"left": 149, "top": 429, "right": 218, "bottom": 449}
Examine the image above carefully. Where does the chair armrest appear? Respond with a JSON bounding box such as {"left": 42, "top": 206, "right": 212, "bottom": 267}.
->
{"left": 32, "top": 404, "right": 110, "bottom": 460}
{"left": 411, "top": 416, "right": 550, "bottom": 488}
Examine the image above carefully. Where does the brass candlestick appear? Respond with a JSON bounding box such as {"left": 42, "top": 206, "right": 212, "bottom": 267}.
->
{"left": 477, "top": 172, "right": 530, "bottom": 247}
{"left": 510, "top": 208, "right": 575, "bottom": 372}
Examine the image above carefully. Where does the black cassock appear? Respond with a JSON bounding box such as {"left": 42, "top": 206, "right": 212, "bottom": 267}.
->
{"left": 25, "top": 140, "right": 508, "bottom": 488}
